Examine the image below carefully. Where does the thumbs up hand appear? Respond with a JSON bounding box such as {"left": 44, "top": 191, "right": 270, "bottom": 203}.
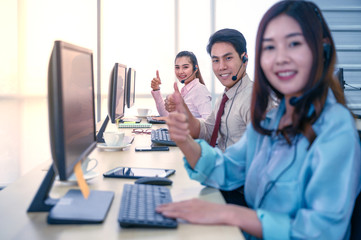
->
{"left": 151, "top": 70, "right": 161, "bottom": 91}
{"left": 166, "top": 82, "right": 189, "bottom": 143}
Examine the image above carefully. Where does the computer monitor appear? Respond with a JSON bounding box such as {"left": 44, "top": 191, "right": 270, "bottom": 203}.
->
{"left": 47, "top": 41, "right": 97, "bottom": 180}
{"left": 108, "top": 63, "right": 127, "bottom": 123}
{"left": 28, "top": 41, "right": 113, "bottom": 223}
{"left": 126, "top": 67, "right": 136, "bottom": 108}
{"left": 96, "top": 63, "right": 127, "bottom": 143}
{"left": 334, "top": 67, "right": 345, "bottom": 91}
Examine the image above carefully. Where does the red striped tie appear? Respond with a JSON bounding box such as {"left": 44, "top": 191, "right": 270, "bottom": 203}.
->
{"left": 210, "top": 93, "right": 228, "bottom": 147}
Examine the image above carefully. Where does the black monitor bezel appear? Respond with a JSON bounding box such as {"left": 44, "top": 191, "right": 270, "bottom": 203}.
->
{"left": 334, "top": 67, "right": 345, "bottom": 91}
{"left": 108, "top": 63, "right": 127, "bottom": 124}
{"left": 126, "top": 67, "right": 136, "bottom": 108}
{"left": 48, "top": 40, "right": 97, "bottom": 181}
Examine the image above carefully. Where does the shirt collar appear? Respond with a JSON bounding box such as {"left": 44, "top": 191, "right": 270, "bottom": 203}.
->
{"left": 181, "top": 78, "right": 200, "bottom": 96}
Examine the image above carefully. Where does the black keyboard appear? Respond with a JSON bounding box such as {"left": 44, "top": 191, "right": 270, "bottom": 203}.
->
{"left": 151, "top": 128, "right": 176, "bottom": 146}
{"left": 147, "top": 116, "right": 166, "bottom": 124}
{"left": 118, "top": 184, "right": 178, "bottom": 228}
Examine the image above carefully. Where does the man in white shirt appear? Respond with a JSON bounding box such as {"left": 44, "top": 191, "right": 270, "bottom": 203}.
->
{"left": 167, "top": 29, "right": 253, "bottom": 206}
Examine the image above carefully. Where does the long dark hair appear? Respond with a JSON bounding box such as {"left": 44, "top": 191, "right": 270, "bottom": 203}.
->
{"left": 251, "top": 0, "right": 345, "bottom": 144}
{"left": 175, "top": 51, "right": 205, "bottom": 85}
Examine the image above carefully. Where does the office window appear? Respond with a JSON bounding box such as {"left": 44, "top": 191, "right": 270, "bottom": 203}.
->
{"left": 0, "top": 0, "right": 97, "bottom": 186}
{"left": 214, "top": 0, "right": 279, "bottom": 95}
{"left": 178, "top": 0, "right": 212, "bottom": 92}
{"left": 101, "top": 0, "right": 175, "bottom": 97}
{"left": 0, "top": 0, "right": 18, "bottom": 96}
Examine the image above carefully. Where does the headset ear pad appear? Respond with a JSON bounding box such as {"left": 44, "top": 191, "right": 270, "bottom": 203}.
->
{"left": 242, "top": 55, "right": 248, "bottom": 63}
{"left": 323, "top": 43, "right": 331, "bottom": 63}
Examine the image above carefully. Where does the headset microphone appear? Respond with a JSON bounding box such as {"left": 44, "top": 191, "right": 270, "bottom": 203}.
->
{"left": 232, "top": 55, "right": 248, "bottom": 81}
{"left": 232, "top": 65, "right": 243, "bottom": 81}
{"left": 181, "top": 67, "right": 198, "bottom": 84}
{"left": 289, "top": 70, "right": 325, "bottom": 106}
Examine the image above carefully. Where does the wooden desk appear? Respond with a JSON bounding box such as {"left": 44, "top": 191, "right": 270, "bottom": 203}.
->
{"left": 0, "top": 125, "right": 244, "bottom": 240}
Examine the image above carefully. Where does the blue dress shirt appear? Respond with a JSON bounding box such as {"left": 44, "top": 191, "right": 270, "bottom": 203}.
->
{"left": 184, "top": 90, "right": 361, "bottom": 240}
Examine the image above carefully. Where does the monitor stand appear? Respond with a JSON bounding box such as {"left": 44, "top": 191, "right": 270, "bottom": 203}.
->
{"left": 96, "top": 115, "right": 140, "bottom": 143}
{"left": 96, "top": 116, "right": 136, "bottom": 145}
{"left": 96, "top": 116, "right": 109, "bottom": 143}
{"left": 27, "top": 164, "right": 114, "bottom": 224}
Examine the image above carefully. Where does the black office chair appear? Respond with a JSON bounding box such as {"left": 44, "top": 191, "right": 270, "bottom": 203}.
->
{"left": 351, "top": 193, "right": 361, "bottom": 240}
{"left": 350, "top": 130, "right": 361, "bottom": 240}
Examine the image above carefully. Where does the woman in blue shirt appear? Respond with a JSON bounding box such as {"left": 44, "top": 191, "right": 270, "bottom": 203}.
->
{"left": 157, "top": 1, "right": 361, "bottom": 239}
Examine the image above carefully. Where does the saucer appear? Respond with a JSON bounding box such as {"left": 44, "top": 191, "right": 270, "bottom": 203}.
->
{"left": 136, "top": 115, "right": 149, "bottom": 118}
{"left": 56, "top": 171, "right": 99, "bottom": 183}
{"left": 97, "top": 143, "right": 131, "bottom": 150}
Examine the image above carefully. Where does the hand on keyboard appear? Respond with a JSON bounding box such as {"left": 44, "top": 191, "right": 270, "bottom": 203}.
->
{"left": 118, "top": 184, "right": 178, "bottom": 228}
{"left": 147, "top": 116, "right": 166, "bottom": 124}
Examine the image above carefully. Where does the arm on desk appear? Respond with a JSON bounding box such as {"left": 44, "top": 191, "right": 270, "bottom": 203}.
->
{"left": 156, "top": 198, "right": 262, "bottom": 238}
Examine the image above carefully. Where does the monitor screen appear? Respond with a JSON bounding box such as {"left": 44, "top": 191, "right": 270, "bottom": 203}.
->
{"left": 48, "top": 41, "right": 96, "bottom": 181}
{"left": 126, "top": 68, "right": 136, "bottom": 108}
{"left": 108, "top": 63, "right": 127, "bottom": 123}
{"left": 334, "top": 68, "right": 345, "bottom": 91}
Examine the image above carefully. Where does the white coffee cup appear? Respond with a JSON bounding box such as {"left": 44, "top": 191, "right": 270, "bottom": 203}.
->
{"left": 81, "top": 158, "right": 98, "bottom": 175}
{"left": 103, "top": 131, "right": 125, "bottom": 146}
{"left": 137, "top": 108, "right": 151, "bottom": 116}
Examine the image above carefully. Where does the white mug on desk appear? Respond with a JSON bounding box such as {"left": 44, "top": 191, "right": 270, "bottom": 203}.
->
{"left": 103, "top": 131, "right": 125, "bottom": 146}
{"left": 137, "top": 108, "right": 151, "bottom": 117}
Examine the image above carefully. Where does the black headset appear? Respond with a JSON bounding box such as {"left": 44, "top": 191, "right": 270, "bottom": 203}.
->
{"left": 232, "top": 54, "right": 248, "bottom": 81}
{"left": 180, "top": 66, "right": 198, "bottom": 84}
{"left": 242, "top": 55, "right": 248, "bottom": 63}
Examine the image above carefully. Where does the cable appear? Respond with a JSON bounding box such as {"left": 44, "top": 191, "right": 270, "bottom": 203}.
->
{"left": 258, "top": 135, "right": 300, "bottom": 208}
{"left": 224, "top": 77, "right": 243, "bottom": 147}
{"left": 344, "top": 82, "right": 361, "bottom": 90}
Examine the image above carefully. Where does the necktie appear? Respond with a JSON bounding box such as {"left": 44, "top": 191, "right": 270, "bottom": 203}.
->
{"left": 210, "top": 93, "right": 229, "bottom": 147}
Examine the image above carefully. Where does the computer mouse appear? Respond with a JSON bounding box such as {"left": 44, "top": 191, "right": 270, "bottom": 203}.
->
{"left": 135, "top": 177, "right": 173, "bottom": 186}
